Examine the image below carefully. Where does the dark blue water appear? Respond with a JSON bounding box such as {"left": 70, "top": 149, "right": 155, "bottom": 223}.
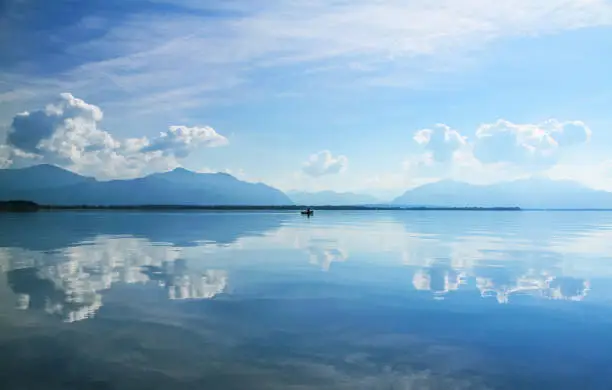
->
{"left": 1, "top": 210, "right": 612, "bottom": 389}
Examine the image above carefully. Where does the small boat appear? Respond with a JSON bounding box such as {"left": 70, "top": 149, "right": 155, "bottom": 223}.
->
{"left": 301, "top": 210, "right": 314, "bottom": 216}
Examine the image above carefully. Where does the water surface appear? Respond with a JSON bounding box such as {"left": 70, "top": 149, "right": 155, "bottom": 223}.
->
{"left": 1, "top": 210, "right": 612, "bottom": 389}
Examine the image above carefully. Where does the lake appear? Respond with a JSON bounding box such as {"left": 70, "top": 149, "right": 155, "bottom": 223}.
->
{"left": 1, "top": 210, "right": 612, "bottom": 389}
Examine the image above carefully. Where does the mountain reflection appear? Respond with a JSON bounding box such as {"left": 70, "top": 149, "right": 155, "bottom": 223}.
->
{"left": 0, "top": 211, "right": 289, "bottom": 251}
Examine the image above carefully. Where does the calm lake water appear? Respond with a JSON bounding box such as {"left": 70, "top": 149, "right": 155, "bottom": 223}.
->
{"left": 1, "top": 210, "right": 612, "bottom": 389}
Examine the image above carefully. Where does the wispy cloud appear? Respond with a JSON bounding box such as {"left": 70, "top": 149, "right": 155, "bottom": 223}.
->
{"left": 4, "top": 0, "right": 612, "bottom": 110}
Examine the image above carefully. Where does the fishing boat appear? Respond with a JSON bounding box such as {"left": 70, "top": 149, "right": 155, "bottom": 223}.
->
{"left": 301, "top": 209, "right": 314, "bottom": 216}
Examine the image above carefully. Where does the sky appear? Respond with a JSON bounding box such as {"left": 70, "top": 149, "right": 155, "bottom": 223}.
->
{"left": 1, "top": 0, "right": 612, "bottom": 199}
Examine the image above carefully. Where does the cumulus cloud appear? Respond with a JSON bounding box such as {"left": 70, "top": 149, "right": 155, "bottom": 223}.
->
{"left": 545, "top": 120, "right": 592, "bottom": 146}
{"left": 2, "top": 93, "right": 228, "bottom": 178}
{"left": 406, "top": 118, "right": 593, "bottom": 183}
{"left": 413, "top": 124, "right": 467, "bottom": 162}
{"left": 302, "top": 150, "right": 348, "bottom": 177}
{"left": 141, "top": 125, "right": 228, "bottom": 158}
{"left": 474, "top": 119, "right": 591, "bottom": 166}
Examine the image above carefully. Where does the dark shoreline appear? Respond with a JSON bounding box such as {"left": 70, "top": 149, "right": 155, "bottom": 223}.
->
{"left": 0, "top": 201, "right": 521, "bottom": 212}
{"left": 5, "top": 201, "right": 612, "bottom": 212}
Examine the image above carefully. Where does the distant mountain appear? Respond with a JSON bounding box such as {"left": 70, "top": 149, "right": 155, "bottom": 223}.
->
{"left": 0, "top": 165, "right": 293, "bottom": 206}
{"left": 0, "top": 164, "right": 94, "bottom": 191}
{"left": 288, "top": 190, "right": 381, "bottom": 206}
{"left": 392, "top": 178, "right": 612, "bottom": 209}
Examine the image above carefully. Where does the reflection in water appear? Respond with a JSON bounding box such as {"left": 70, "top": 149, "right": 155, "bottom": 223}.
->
{"left": 475, "top": 273, "right": 590, "bottom": 304}
{"left": 412, "top": 262, "right": 591, "bottom": 303}
{"left": 8, "top": 267, "right": 103, "bottom": 323}
{"left": 545, "top": 277, "right": 590, "bottom": 301}
{"left": 142, "top": 260, "right": 228, "bottom": 300}
{"left": 0, "top": 212, "right": 288, "bottom": 322}
{"left": 412, "top": 264, "right": 467, "bottom": 299}
{"left": 2, "top": 237, "right": 227, "bottom": 322}
{"left": 2, "top": 211, "right": 612, "bottom": 388}
{"left": 0, "top": 211, "right": 609, "bottom": 321}
{"left": 307, "top": 245, "right": 348, "bottom": 271}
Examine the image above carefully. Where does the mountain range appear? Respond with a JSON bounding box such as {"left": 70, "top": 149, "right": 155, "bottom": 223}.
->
{"left": 392, "top": 178, "right": 612, "bottom": 209}
{"left": 0, "top": 165, "right": 292, "bottom": 206}
{"left": 2, "top": 164, "right": 612, "bottom": 208}
{"left": 288, "top": 190, "right": 381, "bottom": 206}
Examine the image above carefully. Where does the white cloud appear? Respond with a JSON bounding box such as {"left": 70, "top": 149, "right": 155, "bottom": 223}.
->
{"left": 474, "top": 119, "right": 591, "bottom": 166}
{"left": 302, "top": 150, "right": 348, "bottom": 177}
{"left": 142, "top": 126, "right": 228, "bottom": 158}
{"left": 413, "top": 124, "right": 467, "bottom": 162}
{"left": 407, "top": 118, "right": 593, "bottom": 184}
{"left": 2, "top": 93, "right": 228, "bottom": 178}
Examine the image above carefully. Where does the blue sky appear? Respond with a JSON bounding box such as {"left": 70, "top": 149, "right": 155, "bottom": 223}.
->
{"left": 1, "top": 0, "right": 612, "bottom": 199}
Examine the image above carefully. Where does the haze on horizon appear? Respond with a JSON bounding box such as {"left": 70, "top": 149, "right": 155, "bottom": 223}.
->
{"left": 2, "top": 0, "right": 612, "bottom": 199}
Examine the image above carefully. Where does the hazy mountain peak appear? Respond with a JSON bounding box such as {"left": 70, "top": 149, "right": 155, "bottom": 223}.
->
{"left": 160, "top": 168, "right": 236, "bottom": 179}
{"left": 215, "top": 172, "right": 236, "bottom": 178}
{"left": 393, "top": 177, "right": 610, "bottom": 208}
{"left": 23, "top": 163, "right": 57, "bottom": 170}
{"left": 0, "top": 164, "right": 95, "bottom": 192}
{"left": 22, "top": 164, "right": 77, "bottom": 174}
{"left": 167, "top": 167, "right": 196, "bottom": 175}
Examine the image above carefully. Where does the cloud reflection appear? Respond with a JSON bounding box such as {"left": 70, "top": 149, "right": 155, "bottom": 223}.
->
{"left": 307, "top": 245, "right": 348, "bottom": 272}
{"left": 412, "top": 265, "right": 467, "bottom": 299}
{"left": 142, "top": 260, "right": 228, "bottom": 300}
{"left": 411, "top": 266, "right": 591, "bottom": 304}
{"left": 2, "top": 237, "right": 227, "bottom": 322}
{"left": 1, "top": 210, "right": 611, "bottom": 325}
{"left": 286, "top": 216, "right": 595, "bottom": 303}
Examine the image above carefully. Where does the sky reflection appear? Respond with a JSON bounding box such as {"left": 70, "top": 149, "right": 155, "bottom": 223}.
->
{"left": 2, "top": 211, "right": 612, "bottom": 389}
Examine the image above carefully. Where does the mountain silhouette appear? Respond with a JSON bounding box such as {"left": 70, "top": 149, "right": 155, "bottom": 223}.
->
{"left": 0, "top": 164, "right": 94, "bottom": 191}
{"left": 0, "top": 165, "right": 292, "bottom": 206}
{"left": 392, "top": 177, "right": 612, "bottom": 209}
